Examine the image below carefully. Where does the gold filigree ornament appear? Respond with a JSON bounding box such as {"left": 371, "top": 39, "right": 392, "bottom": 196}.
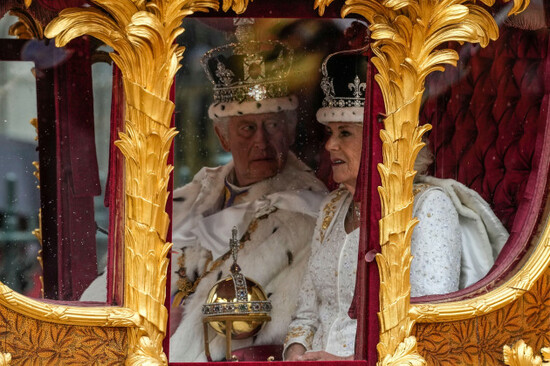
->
{"left": 503, "top": 340, "right": 544, "bottom": 366}
{"left": 30, "top": 118, "right": 44, "bottom": 298}
{"left": 0, "top": 280, "right": 140, "bottom": 327}
{"left": 221, "top": 0, "right": 253, "bottom": 13}
{"left": 316, "top": 0, "right": 530, "bottom": 364}
{"left": 8, "top": 8, "right": 44, "bottom": 39}
{"left": 44, "top": 0, "right": 253, "bottom": 364}
{"left": 0, "top": 353, "right": 11, "bottom": 366}
{"left": 379, "top": 336, "right": 425, "bottom": 366}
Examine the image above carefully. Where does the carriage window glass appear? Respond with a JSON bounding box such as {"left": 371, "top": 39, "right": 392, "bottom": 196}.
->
{"left": 85, "top": 51, "right": 113, "bottom": 301}
{"left": 412, "top": 10, "right": 548, "bottom": 302}
{"left": 0, "top": 12, "right": 116, "bottom": 302}
{"left": 168, "top": 17, "right": 356, "bottom": 362}
{"left": 0, "top": 59, "right": 40, "bottom": 297}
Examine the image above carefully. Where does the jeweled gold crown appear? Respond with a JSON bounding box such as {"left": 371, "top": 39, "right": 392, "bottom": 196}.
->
{"left": 316, "top": 45, "right": 370, "bottom": 124}
{"left": 200, "top": 22, "right": 298, "bottom": 119}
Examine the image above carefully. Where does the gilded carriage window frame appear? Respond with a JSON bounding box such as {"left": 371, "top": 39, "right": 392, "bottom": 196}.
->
{"left": 0, "top": 0, "right": 543, "bottom": 364}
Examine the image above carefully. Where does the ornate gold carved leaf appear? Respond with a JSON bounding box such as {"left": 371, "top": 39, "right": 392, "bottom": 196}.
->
{"left": 314, "top": 0, "right": 531, "bottom": 363}
{"left": 504, "top": 340, "right": 542, "bottom": 366}
{"left": 415, "top": 268, "right": 550, "bottom": 364}
{"left": 336, "top": 0, "right": 504, "bottom": 362}
{"left": 379, "top": 336, "right": 426, "bottom": 366}
{"left": 0, "top": 305, "right": 127, "bottom": 364}
{"left": 8, "top": 8, "right": 44, "bottom": 39}
{"left": 221, "top": 0, "right": 252, "bottom": 13}
{"left": 43, "top": 0, "right": 232, "bottom": 363}
{"left": 0, "top": 279, "right": 139, "bottom": 327}
{"left": 0, "top": 353, "right": 11, "bottom": 366}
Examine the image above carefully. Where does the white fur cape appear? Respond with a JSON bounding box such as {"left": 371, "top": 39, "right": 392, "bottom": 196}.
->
{"left": 170, "top": 153, "right": 327, "bottom": 361}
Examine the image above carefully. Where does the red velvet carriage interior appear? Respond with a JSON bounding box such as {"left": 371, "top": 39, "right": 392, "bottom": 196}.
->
{"left": 417, "top": 22, "right": 550, "bottom": 302}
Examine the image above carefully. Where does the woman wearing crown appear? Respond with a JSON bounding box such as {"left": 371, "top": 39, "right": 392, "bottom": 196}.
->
{"left": 283, "top": 46, "right": 509, "bottom": 361}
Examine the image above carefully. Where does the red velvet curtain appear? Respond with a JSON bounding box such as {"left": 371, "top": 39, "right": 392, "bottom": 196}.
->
{"left": 53, "top": 37, "right": 100, "bottom": 300}
{"left": 163, "top": 81, "right": 176, "bottom": 354}
{"left": 416, "top": 26, "right": 550, "bottom": 302}
{"left": 104, "top": 66, "right": 125, "bottom": 305}
{"left": 35, "top": 0, "right": 88, "bottom": 11}
{"left": 25, "top": 36, "right": 101, "bottom": 300}
{"left": 351, "top": 47, "right": 384, "bottom": 364}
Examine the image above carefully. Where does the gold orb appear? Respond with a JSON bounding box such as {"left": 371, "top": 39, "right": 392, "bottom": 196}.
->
{"left": 203, "top": 275, "right": 272, "bottom": 340}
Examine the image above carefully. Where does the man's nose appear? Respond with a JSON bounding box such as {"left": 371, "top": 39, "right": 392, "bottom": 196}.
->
{"left": 252, "top": 123, "right": 269, "bottom": 147}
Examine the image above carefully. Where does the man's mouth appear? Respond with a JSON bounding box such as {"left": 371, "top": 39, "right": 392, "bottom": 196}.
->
{"left": 332, "top": 159, "right": 345, "bottom": 165}
{"left": 251, "top": 157, "right": 276, "bottom": 162}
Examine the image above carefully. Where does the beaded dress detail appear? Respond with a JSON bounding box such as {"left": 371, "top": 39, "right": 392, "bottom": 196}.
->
{"left": 284, "top": 185, "right": 462, "bottom": 357}
{"left": 284, "top": 191, "right": 359, "bottom": 357}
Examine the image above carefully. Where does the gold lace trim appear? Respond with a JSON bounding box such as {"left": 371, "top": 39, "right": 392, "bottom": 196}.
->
{"left": 412, "top": 183, "right": 431, "bottom": 196}
{"left": 319, "top": 188, "right": 347, "bottom": 243}
{"left": 284, "top": 326, "right": 314, "bottom": 347}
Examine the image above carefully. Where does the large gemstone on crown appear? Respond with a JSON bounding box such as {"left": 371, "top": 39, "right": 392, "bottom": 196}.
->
{"left": 248, "top": 62, "right": 262, "bottom": 79}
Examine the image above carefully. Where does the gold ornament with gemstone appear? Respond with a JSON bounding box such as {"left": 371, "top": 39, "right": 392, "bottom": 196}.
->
{"left": 202, "top": 227, "right": 272, "bottom": 361}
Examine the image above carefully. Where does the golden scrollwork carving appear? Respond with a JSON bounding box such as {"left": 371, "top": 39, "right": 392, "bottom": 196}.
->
{"left": 378, "top": 336, "right": 425, "bottom": 366}
{"left": 8, "top": 8, "right": 44, "bottom": 39}
{"left": 29, "top": 118, "right": 44, "bottom": 298}
{"left": 0, "top": 353, "right": 11, "bottom": 366}
{"left": 44, "top": 0, "right": 252, "bottom": 363}
{"left": 503, "top": 340, "right": 543, "bottom": 366}
{"left": 0, "top": 280, "right": 140, "bottom": 327}
{"left": 220, "top": 0, "right": 253, "bottom": 13}
{"left": 317, "top": 0, "right": 530, "bottom": 364}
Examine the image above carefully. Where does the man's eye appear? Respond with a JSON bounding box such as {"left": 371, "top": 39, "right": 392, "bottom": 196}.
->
{"left": 265, "top": 121, "right": 279, "bottom": 130}
{"left": 340, "top": 130, "right": 351, "bottom": 137}
{"left": 241, "top": 124, "right": 256, "bottom": 132}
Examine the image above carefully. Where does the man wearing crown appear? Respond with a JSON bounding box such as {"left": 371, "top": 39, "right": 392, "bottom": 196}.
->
{"left": 169, "top": 24, "right": 327, "bottom": 361}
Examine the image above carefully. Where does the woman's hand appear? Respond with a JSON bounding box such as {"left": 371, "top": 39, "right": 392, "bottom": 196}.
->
{"left": 285, "top": 343, "right": 306, "bottom": 361}
{"left": 298, "top": 351, "right": 354, "bottom": 361}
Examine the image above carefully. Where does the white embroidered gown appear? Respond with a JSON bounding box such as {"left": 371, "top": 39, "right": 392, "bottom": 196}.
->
{"left": 284, "top": 185, "right": 462, "bottom": 357}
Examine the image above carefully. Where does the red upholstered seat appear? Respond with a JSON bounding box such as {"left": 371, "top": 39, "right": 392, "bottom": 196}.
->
{"left": 417, "top": 25, "right": 550, "bottom": 301}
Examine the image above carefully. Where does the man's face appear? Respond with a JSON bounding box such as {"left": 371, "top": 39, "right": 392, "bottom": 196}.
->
{"left": 215, "top": 112, "right": 295, "bottom": 186}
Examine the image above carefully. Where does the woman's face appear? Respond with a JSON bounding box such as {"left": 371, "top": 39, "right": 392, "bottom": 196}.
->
{"left": 325, "top": 122, "right": 363, "bottom": 195}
